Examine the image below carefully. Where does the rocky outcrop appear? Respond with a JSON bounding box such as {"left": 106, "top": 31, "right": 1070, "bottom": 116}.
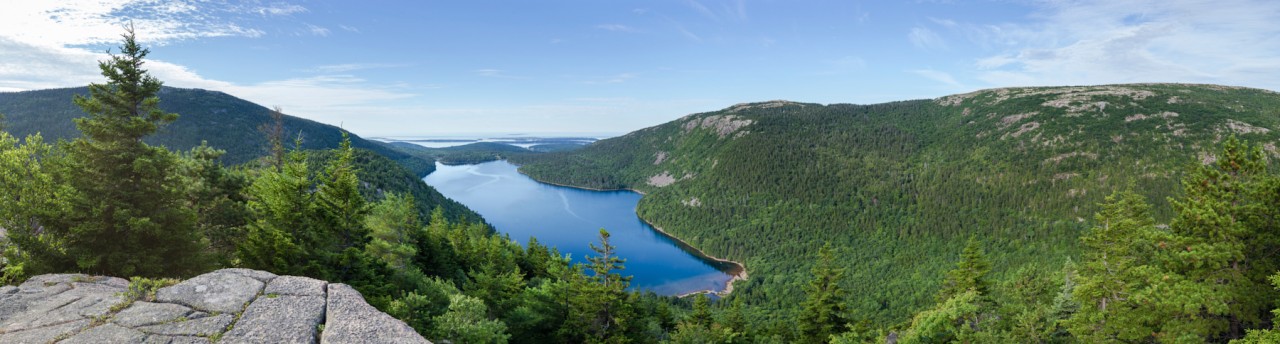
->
{"left": 0, "top": 269, "right": 430, "bottom": 344}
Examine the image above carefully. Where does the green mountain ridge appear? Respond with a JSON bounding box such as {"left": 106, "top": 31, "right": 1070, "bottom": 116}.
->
{"left": 512, "top": 83, "right": 1280, "bottom": 324}
{"left": 0, "top": 86, "right": 479, "bottom": 224}
{"left": 0, "top": 86, "right": 433, "bottom": 176}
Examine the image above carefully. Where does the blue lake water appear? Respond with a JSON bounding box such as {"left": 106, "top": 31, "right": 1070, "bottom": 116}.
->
{"left": 423, "top": 160, "right": 737, "bottom": 296}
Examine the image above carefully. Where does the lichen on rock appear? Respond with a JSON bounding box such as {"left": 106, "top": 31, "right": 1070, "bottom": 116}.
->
{"left": 0, "top": 269, "right": 431, "bottom": 344}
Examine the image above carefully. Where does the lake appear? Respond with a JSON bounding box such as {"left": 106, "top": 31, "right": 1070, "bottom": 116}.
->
{"left": 423, "top": 160, "right": 739, "bottom": 296}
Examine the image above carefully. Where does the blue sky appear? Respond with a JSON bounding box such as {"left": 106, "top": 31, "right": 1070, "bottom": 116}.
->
{"left": 2, "top": 1, "right": 1278, "bottom": 136}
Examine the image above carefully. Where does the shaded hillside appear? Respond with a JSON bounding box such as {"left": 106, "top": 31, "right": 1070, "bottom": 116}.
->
{"left": 387, "top": 141, "right": 533, "bottom": 165}
{"left": 308, "top": 148, "right": 481, "bottom": 224}
{"left": 512, "top": 83, "right": 1280, "bottom": 323}
{"left": 0, "top": 87, "right": 432, "bottom": 176}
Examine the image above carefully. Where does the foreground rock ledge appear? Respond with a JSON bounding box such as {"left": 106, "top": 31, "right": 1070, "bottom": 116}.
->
{"left": 0, "top": 268, "right": 430, "bottom": 344}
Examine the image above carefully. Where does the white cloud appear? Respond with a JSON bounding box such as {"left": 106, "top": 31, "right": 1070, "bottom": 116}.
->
{"left": 256, "top": 4, "right": 307, "bottom": 16}
{"left": 310, "top": 63, "right": 406, "bottom": 73}
{"left": 0, "top": 1, "right": 429, "bottom": 136}
{"left": 684, "top": 0, "right": 747, "bottom": 22}
{"left": 584, "top": 73, "right": 639, "bottom": 84}
{"left": 912, "top": 69, "right": 962, "bottom": 87}
{"left": 0, "top": 1, "right": 285, "bottom": 47}
{"left": 305, "top": 24, "right": 331, "bottom": 37}
{"left": 596, "top": 24, "right": 641, "bottom": 33}
{"left": 908, "top": 27, "right": 947, "bottom": 50}
{"left": 973, "top": 0, "right": 1280, "bottom": 89}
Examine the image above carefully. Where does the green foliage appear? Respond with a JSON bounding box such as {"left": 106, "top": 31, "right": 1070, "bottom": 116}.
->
{"left": 1231, "top": 273, "right": 1280, "bottom": 344}
{"left": 937, "top": 237, "right": 992, "bottom": 303}
{"left": 431, "top": 294, "right": 511, "bottom": 344}
{"left": 0, "top": 131, "right": 71, "bottom": 277}
{"left": 307, "top": 148, "right": 480, "bottom": 224}
{"left": 798, "top": 243, "right": 849, "bottom": 343}
{"left": 898, "top": 290, "right": 983, "bottom": 344}
{"left": 122, "top": 276, "right": 180, "bottom": 303}
{"left": 238, "top": 145, "right": 311, "bottom": 274}
{"left": 388, "top": 141, "right": 534, "bottom": 165}
{"left": 514, "top": 85, "right": 1280, "bottom": 326}
{"left": 1067, "top": 188, "right": 1165, "bottom": 342}
{"left": 1160, "top": 136, "right": 1274, "bottom": 340}
{"left": 313, "top": 133, "right": 370, "bottom": 252}
{"left": 365, "top": 192, "right": 420, "bottom": 270}
{"left": 0, "top": 87, "right": 434, "bottom": 176}
{"left": 36, "top": 26, "right": 208, "bottom": 277}
{"left": 563, "top": 229, "right": 637, "bottom": 344}
{"left": 179, "top": 142, "right": 250, "bottom": 266}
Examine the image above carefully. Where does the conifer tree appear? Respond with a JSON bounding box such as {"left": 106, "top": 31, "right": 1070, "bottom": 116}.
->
{"left": 51, "top": 25, "right": 207, "bottom": 276}
{"left": 432, "top": 294, "right": 511, "bottom": 344}
{"left": 314, "top": 132, "right": 369, "bottom": 251}
{"left": 798, "top": 243, "right": 849, "bottom": 343}
{"left": 937, "top": 236, "right": 992, "bottom": 302}
{"left": 688, "top": 293, "right": 713, "bottom": 329}
{"left": 365, "top": 192, "right": 419, "bottom": 270}
{"left": 0, "top": 132, "right": 71, "bottom": 277}
{"left": 564, "top": 229, "right": 634, "bottom": 343}
{"left": 239, "top": 142, "right": 310, "bottom": 273}
{"left": 179, "top": 142, "right": 249, "bottom": 266}
{"left": 1161, "top": 136, "right": 1274, "bottom": 340}
{"left": 1067, "top": 188, "right": 1163, "bottom": 342}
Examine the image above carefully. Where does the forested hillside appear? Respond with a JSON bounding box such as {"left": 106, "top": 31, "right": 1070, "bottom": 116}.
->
{"left": 513, "top": 84, "right": 1280, "bottom": 325}
{"left": 307, "top": 148, "right": 479, "bottom": 224}
{"left": 0, "top": 87, "right": 433, "bottom": 176}
{"left": 387, "top": 141, "right": 534, "bottom": 165}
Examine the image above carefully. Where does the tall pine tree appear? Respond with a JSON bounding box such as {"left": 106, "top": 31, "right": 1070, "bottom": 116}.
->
{"left": 798, "top": 243, "right": 849, "bottom": 343}
{"left": 49, "top": 25, "right": 208, "bottom": 276}
{"left": 1067, "top": 188, "right": 1164, "bottom": 342}
{"left": 1161, "top": 136, "right": 1274, "bottom": 341}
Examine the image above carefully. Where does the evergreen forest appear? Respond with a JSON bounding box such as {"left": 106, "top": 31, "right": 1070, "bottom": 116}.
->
{"left": 6, "top": 29, "right": 1280, "bottom": 343}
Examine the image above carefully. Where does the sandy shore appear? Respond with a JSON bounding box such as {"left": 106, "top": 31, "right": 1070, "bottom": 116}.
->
{"left": 517, "top": 168, "right": 748, "bottom": 297}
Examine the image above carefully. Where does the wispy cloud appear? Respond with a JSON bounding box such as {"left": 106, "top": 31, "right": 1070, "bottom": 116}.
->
{"left": 255, "top": 3, "right": 307, "bottom": 16}
{"left": 596, "top": 24, "right": 641, "bottom": 33}
{"left": 684, "top": 0, "right": 747, "bottom": 22}
{"left": 585, "top": 73, "right": 639, "bottom": 84}
{"left": 912, "top": 69, "right": 962, "bottom": 87}
{"left": 816, "top": 56, "right": 866, "bottom": 75}
{"left": 474, "top": 69, "right": 525, "bottom": 79}
{"left": 305, "top": 23, "right": 330, "bottom": 36}
{"left": 309, "top": 63, "right": 407, "bottom": 73}
{"left": 908, "top": 27, "right": 947, "bottom": 50}
{"left": 971, "top": 0, "right": 1280, "bottom": 89}
{"left": 0, "top": 1, "right": 429, "bottom": 135}
{"left": 0, "top": 1, "right": 296, "bottom": 47}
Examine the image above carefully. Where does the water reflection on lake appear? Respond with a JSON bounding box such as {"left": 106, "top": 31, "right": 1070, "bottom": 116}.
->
{"left": 423, "top": 160, "right": 735, "bottom": 295}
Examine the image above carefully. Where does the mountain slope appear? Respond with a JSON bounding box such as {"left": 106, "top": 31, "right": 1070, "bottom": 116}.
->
{"left": 0, "top": 86, "right": 478, "bottom": 223}
{"left": 512, "top": 83, "right": 1280, "bottom": 323}
{"left": 0, "top": 87, "right": 432, "bottom": 176}
{"left": 386, "top": 141, "right": 533, "bottom": 165}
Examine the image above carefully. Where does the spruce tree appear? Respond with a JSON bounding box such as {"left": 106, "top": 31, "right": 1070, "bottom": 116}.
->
{"left": 1067, "top": 188, "right": 1163, "bottom": 342}
{"left": 798, "top": 243, "right": 849, "bottom": 343}
{"left": 365, "top": 192, "right": 420, "bottom": 270}
{"left": 937, "top": 236, "right": 992, "bottom": 302}
{"left": 1161, "top": 136, "right": 1273, "bottom": 340}
{"left": 688, "top": 293, "right": 713, "bottom": 329}
{"left": 0, "top": 132, "right": 72, "bottom": 277}
{"left": 51, "top": 25, "right": 207, "bottom": 276}
{"left": 564, "top": 229, "right": 634, "bottom": 343}
{"left": 314, "top": 132, "right": 369, "bottom": 252}
{"left": 239, "top": 143, "right": 310, "bottom": 274}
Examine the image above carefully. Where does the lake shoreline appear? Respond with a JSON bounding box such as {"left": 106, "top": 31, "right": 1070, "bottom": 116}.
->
{"left": 514, "top": 165, "right": 748, "bottom": 298}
